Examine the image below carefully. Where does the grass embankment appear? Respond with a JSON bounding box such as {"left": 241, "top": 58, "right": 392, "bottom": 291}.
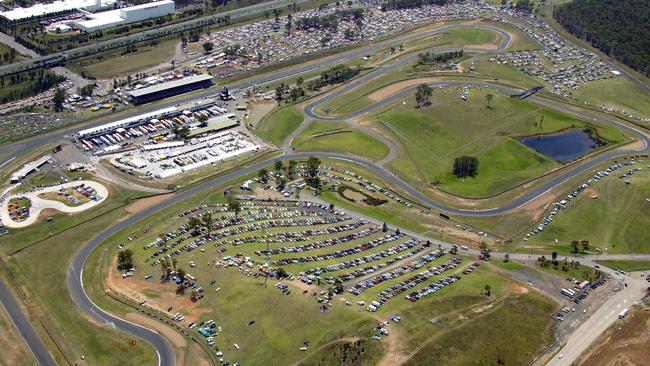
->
{"left": 0, "top": 303, "right": 35, "bottom": 366}
{"left": 254, "top": 104, "right": 304, "bottom": 146}
{"left": 292, "top": 121, "right": 389, "bottom": 162}
{"left": 528, "top": 168, "right": 650, "bottom": 254}
{"left": 595, "top": 260, "right": 650, "bottom": 273}
{"left": 372, "top": 87, "right": 626, "bottom": 198}
{"left": 0, "top": 184, "right": 157, "bottom": 365}
{"left": 73, "top": 38, "right": 178, "bottom": 79}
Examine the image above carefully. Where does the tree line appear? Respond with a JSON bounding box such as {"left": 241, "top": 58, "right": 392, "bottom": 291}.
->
{"left": 554, "top": 0, "right": 650, "bottom": 77}
{"left": 0, "top": 70, "right": 64, "bottom": 105}
{"left": 417, "top": 50, "right": 464, "bottom": 65}
{"left": 381, "top": 0, "right": 451, "bottom": 11}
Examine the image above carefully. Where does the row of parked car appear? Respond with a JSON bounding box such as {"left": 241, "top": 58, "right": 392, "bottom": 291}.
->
{"left": 348, "top": 249, "right": 448, "bottom": 296}
{"left": 275, "top": 232, "right": 405, "bottom": 266}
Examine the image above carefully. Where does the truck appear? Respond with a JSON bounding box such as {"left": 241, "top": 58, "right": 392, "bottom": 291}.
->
{"left": 561, "top": 288, "right": 575, "bottom": 298}
{"left": 618, "top": 308, "right": 629, "bottom": 319}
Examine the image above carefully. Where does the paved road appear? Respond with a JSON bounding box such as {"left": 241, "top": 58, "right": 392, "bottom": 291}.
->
{"left": 0, "top": 279, "right": 57, "bottom": 366}
{"left": 0, "top": 21, "right": 648, "bottom": 366}
{"left": 0, "top": 0, "right": 316, "bottom": 77}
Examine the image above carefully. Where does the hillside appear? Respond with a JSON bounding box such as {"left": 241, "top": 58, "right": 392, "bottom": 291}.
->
{"left": 553, "top": 0, "right": 650, "bottom": 76}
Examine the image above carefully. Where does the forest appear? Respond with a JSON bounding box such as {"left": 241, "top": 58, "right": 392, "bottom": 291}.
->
{"left": 553, "top": 0, "right": 650, "bottom": 76}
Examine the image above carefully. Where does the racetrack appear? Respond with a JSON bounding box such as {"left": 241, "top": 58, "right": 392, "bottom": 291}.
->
{"left": 0, "top": 22, "right": 648, "bottom": 366}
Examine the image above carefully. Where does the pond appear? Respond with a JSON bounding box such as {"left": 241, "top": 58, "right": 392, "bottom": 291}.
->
{"left": 519, "top": 128, "right": 600, "bottom": 163}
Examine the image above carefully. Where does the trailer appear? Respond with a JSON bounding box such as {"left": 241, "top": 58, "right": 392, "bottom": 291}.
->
{"left": 561, "top": 288, "right": 575, "bottom": 298}
{"left": 618, "top": 308, "right": 628, "bottom": 319}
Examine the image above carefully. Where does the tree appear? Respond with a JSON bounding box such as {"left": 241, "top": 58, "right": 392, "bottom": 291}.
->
{"left": 305, "top": 156, "right": 321, "bottom": 188}
{"left": 479, "top": 242, "right": 491, "bottom": 260}
{"left": 484, "top": 284, "right": 492, "bottom": 297}
{"left": 275, "top": 267, "right": 288, "bottom": 279}
{"left": 175, "top": 267, "right": 187, "bottom": 294}
{"left": 570, "top": 240, "right": 579, "bottom": 253}
{"left": 274, "top": 160, "right": 284, "bottom": 174}
{"left": 227, "top": 197, "right": 241, "bottom": 219}
{"left": 450, "top": 245, "right": 458, "bottom": 255}
{"left": 296, "top": 76, "right": 304, "bottom": 88}
{"left": 52, "top": 87, "right": 66, "bottom": 112}
{"left": 503, "top": 253, "right": 510, "bottom": 262}
{"left": 188, "top": 217, "right": 202, "bottom": 236}
{"left": 551, "top": 251, "right": 557, "bottom": 260}
{"left": 485, "top": 93, "right": 494, "bottom": 109}
{"left": 191, "top": 289, "right": 200, "bottom": 302}
{"left": 382, "top": 222, "right": 388, "bottom": 232}
{"left": 202, "top": 41, "right": 214, "bottom": 53}
{"left": 288, "top": 160, "right": 297, "bottom": 180}
{"left": 415, "top": 83, "right": 432, "bottom": 107}
{"left": 117, "top": 249, "right": 134, "bottom": 270}
{"left": 453, "top": 156, "right": 479, "bottom": 178}
{"left": 276, "top": 177, "right": 287, "bottom": 191}
{"left": 275, "top": 86, "right": 284, "bottom": 103}
{"left": 202, "top": 213, "right": 213, "bottom": 231}
{"left": 258, "top": 168, "right": 269, "bottom": 183}
{"left": 160, "top": 259, "right": 172, "bottom": 280}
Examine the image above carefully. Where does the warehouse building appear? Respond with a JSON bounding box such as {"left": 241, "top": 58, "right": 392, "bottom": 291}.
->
{"left": 128, "top": 74, "right": 214, "bottom": 105}
{"left": 75, "top": 0, "right": 175, "bottom": 32}
{"left": 0, "top": 0, "right": 114, "bottom": 22}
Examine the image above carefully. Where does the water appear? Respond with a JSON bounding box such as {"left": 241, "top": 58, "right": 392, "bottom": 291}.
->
{"left": 519, "top": 128, "right": 599, "bottom": 163}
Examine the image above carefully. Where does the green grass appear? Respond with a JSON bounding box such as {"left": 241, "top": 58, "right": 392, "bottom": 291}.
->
{"left": 255, "top": 104, "right": 304, "bottom": 146}
{"left": 0, "top": 42, "right": 24, "bottom": 66}
{"left": 534, "top": 261, "right": 599, "bottom": 283}
{"left": 78, "top": 161, "right": 557, "bottom": 366}
{"left": 0, "top": 303, "right": 35, "bottom": 366}
{"left": 570, "top": 77, "right": 650, "bottom": 122}
{"left": 0, "top": 185, "right": 157, "bottom": 365}
{"left": 528, "top": 168, "right": 650, "bottom": 254}
{"left": 404, "top": 292, "right": 555, "bottom": 366}
{"left": 292, "top": 121, "right": 389, "bottom": 161}
{"left": 76, "top": 38, "right": 178, "bottom": 79}
{"left": 372, "top": 87, "right": 627, "bottom": 198}
{"left": 595, "top": 260, "right": 650, "bottom": 272}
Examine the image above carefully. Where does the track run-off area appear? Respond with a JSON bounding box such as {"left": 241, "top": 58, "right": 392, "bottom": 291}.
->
{"left": 0, "top": 21, "right": 648, "bottom": 366}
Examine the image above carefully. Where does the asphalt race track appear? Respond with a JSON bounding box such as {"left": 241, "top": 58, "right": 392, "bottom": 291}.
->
{"left": 0, "top": 23, "right": 648, "bottom": 366}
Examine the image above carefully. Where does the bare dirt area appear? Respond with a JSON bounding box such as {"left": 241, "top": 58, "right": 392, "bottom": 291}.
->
{"left": 509, "top": 282, "right": 529, "bottom": 294}
{"left": 125, "top": 193, "right": 174, "bottom": 214}
{"left": 368, "top": 77, "right": 443, "bottom": 102}
{"left": 0, "top": 305, "right": 33, "bottom": 366}
{"left": 106, "top": 259, "right": 209, "bottom": 323}
{"left": 580, "top": 306, "right": 650, "bottom": 366}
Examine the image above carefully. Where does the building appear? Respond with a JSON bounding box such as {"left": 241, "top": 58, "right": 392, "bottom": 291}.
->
{"left": 76, "top": 106, "right": 177, "bottom": 138}
{"left": 10, "top": 155, "right": 52, "bottom": 182}
{"left": 0, "top": 0, "right": 114, "bottom": 22}
{"left": 128, "top": 74, "right": 214, "bottom": 105}
{"left": 75, "top": 0, "right": 175, "bottom": 32}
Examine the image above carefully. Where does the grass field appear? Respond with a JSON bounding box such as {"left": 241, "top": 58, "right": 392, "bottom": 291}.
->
{"left": 254, "top": 104, "right": 304, "bottom": 146}
{"left": 370, "top": 87, "right": 627, "bottom": 198}
{"left": 87, "top": 163, "right": 557, "bottom": 365}
{"left": 0, "top": 42, "right": 23, "bottom": 66}
{"left": 526, "top": 168, "right": 650, "bottom": 254}
{"left": 75, "top": 38, "right": 177, "bottom": 79}
{"left": 292, "top": 121, "right": 389, "bottom": 161}
{"left": 0, "top": 302, "right": 35, "bottom": 366}
{"left": 594, "top": 260, "right": 650, "bottom": 273}
{"left": 570, "top": 77, "right": 650, "bottom": 122}
{"left": 0, "top": 183, "right": 157, "bottom": 365}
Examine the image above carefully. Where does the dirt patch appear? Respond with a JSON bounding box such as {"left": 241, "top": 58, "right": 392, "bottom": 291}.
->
{"left": 509, "top": 283, "right": 529, "bottom": 294}
{"left": 473, "top": 303, "right": 495, "bottom": 313}
{"left": 125, "top": 193, "right": 174, "bottom": 214}
{"left": 341, "top": 189, "right": 367, "bottom": 203}
{"left": 368, "top": 77, "right": 443, "bottom": 102}
{"left": 125, "top": 312, "right": 187, "bottom": 349}
{"left": 253, "top": 187, "right": 285, "bottom": 200}
{"left": 376, "top": 319, "right": 409, "bottom": 366}
{"left": 107, "top": 258, "right": 209, "bottom": 323}
{"left": 579, "top": 307, "right": 650, "bottom": 366}
{"left": 286, "top": 278, "right": 317, "bottom": 293}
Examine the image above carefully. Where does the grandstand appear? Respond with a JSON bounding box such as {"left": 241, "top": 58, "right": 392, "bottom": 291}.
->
{"left": 128, "top": 74, "right": 214, "bottom": 104}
